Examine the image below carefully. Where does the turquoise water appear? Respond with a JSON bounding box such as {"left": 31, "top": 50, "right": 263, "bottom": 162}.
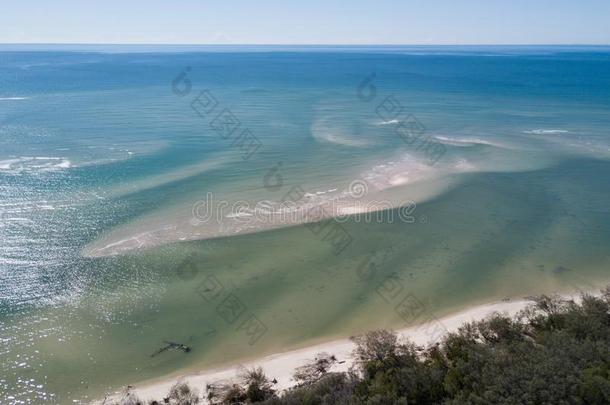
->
{"left": 1, "top": 45, "right": 610, "bottom": 403}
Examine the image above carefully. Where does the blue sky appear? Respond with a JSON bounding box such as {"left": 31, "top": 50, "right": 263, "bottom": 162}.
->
{"left": 2, "top": 0, "right": 609, "bottom": 45}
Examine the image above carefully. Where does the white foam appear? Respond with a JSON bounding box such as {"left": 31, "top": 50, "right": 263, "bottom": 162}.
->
{"left": 55, "top": 160, "right": 72, "bottom": 169}
{"left": 0, "top": 159, "right": 22, "bottom": 170}
{"left": 0, "top": 157, "right": 72, "bottom": 172}
{"left": 523, "top": 129, "right": 569, "bottom": 135}
{"left": 337, "top": 206, "right": 368, "bottom": 215}
{"left": 377, "top": 119, "right": 400, "bottom": 125}
{"left": 226, "top": 212, "right": 253, "bottom": 219}
{"left": 434, "top": 135, "right": 510, "bottom": 149}
{"left": 0, "top": 97, "right": 28, "bottom": 101}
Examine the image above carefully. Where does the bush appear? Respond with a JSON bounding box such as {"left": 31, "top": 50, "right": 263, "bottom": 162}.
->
{"left": 241, "top": 367, "right": 277, "bottom": 402}
{"left": 166, "top": 382, "right": 199, "bottom": 405}
{"left": 206, "top": 367, "right": 277, "bottom": 404}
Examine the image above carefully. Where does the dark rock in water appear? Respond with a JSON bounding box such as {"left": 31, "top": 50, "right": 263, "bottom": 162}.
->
{"left": 553, "top": 266, "right": 572, "bottom": 274}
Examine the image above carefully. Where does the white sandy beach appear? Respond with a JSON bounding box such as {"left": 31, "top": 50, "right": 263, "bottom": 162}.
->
{"left": 97, "top": 297, "right": 545, "bottom": 404}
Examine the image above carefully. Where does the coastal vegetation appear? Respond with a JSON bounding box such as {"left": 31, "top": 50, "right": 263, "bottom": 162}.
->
{"left": 115, "top": 287, "right": 610, "bottom": 404}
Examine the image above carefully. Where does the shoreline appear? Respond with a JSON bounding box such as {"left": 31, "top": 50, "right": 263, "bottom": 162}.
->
{"left": 97, "top": 296, "right": 548, "bottom": 404}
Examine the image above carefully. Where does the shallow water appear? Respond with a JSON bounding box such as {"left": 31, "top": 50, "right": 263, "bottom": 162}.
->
{"left": 1, "top": 45, "right": 610, "bottom": 403}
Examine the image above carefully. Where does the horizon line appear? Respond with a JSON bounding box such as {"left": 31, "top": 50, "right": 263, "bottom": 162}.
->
{"left": 1, "top": 43, "right": 610, "bottom": 47}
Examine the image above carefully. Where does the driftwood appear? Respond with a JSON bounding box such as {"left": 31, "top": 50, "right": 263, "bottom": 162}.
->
{"left": 151, "top": 340, "right": 192, "bottom": 357}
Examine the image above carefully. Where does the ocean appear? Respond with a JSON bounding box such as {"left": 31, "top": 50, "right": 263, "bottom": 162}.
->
{"left": 1, "top": 45, "right": 610, "bottom": 403}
